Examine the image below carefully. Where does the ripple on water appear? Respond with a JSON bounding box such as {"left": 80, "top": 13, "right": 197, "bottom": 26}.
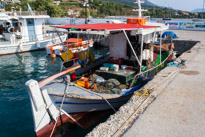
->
{"left": 0, "top": 51, "right": 61, "bottom": 137}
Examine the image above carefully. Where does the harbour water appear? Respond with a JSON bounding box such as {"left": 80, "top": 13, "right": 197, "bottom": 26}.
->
{"left": 0, "top": 51, "right": 61, "bottom": 137}
{"left": 0, "top": 50, "right": 113, "bottom": 137}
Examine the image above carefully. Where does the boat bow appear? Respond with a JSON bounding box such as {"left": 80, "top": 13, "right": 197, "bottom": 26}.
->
{"left": 26, "top": 79, "right": 59, "bottom": 136}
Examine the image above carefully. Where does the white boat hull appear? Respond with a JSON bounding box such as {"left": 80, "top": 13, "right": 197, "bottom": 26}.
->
{"left": 0, "top": 35, "right": 66, "bottom": 55}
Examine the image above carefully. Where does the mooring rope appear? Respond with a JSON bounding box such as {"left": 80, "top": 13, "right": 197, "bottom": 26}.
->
{"left": 49, "top": 80, "right": 69, "bottom": 137}
{"left": 129, "top": 51, "right": 173, "bottom": 89}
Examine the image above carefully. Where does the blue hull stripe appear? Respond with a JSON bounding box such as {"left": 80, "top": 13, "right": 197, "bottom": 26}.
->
{"left": 55, "top": 99, "right": 129, "bottom": 105}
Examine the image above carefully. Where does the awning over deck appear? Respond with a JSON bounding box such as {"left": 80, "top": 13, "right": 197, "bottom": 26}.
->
{"left": 56, "top": 23, "right": 158, "bottom": 31}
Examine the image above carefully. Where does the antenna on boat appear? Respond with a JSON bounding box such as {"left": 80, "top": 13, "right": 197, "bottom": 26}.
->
{"left": 27, "top": 3, "right": 34, "bottom": 15}
{"left": 133, "top": 0, "right": 147, "bottom": 17}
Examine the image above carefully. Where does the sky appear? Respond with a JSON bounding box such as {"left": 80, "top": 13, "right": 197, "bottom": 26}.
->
{"left": 149, "top": 0, "right": 204, "bottom": 12}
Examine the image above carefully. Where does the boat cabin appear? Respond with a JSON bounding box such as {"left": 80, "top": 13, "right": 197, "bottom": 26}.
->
{"left": 54, "top": 23, "right": 170, "bottom": 93}
{"left": 0, "top": 11, "right": 50, "bottom": 44}
{"left": 0, "top": 11, "right": 66, "bottom": 55}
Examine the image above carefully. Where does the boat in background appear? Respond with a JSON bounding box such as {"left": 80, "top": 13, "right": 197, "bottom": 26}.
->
{"left": 47, "top": 38, "right": 94, "bottom": 56}
{"left": 0, "top": 9, "right": 66, "bottom": 56}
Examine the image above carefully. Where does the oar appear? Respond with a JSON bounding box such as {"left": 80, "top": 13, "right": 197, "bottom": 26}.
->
{"left": 39, "top": 65, "right": 81, "bottom": 88}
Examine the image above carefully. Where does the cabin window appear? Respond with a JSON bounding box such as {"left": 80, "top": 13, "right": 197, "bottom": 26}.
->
{"left": 27, "top": 20, "right": 34, "bottom": 25}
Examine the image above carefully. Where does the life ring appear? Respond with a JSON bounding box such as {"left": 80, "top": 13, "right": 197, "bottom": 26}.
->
{"left": 8, "top": 27, "right": 14, "bottom": 33}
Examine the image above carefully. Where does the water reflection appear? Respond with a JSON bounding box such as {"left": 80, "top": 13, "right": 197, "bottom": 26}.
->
{"left": 0, "top": 50, "right": 61, "bottom": 137}
{"left": 0, "top": 50, "right": 113, "bottom": 137}
{"left": 0, "top": 51, "right": 61, "bottom": 89}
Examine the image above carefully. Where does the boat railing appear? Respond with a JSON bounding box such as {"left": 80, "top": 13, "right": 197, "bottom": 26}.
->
{"left": 34, "top": 32, "right": 65, "bottom": 42}
{"left": 4, "top": 32, "right": 64, "bottom": 44}
{"left": 5, "top": 11, "right": 47, "bottom": 16}
{"left": 104, "top": 16, "right": 151, "bottom": 23}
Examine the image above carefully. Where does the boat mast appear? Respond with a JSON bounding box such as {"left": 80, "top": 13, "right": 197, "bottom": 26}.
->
{"left": 133, "top": 0, "right": 147, "bottom": 18}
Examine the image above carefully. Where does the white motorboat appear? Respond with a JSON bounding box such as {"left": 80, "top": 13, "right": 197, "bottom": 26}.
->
{"left": 0, "top": 10, "right": 66, "bottom": 55}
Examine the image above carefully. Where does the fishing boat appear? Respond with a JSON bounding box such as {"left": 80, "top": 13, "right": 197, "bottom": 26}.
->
{"left": 0, "top": 10, "right": 66, "bottom": 56}
{"left": 25, "top": 22, "right": 170, "bottom": 136}
{"left": 25, "top": 0, "right": 171, "bottom": 136}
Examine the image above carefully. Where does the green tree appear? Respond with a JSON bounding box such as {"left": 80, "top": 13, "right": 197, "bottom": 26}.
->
{"left": 20, "top": 0, "right": 63, "bottom": 17}
{"left": 80, "top": 8, "right": 90, "bottom": 18}
{"left": 33, "top": 0, "right": 63, "bottom": 17}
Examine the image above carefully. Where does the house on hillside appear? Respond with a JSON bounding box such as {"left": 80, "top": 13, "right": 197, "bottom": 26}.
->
{"left": 173, "top": 11, "right": 179, "bottom": 16}
{"left": 193, "top": 12, "right": 199, "bottom": 16}
{"left": 53, "top": 0, "right": 61, "bottom": 5}
{"left": 67, "top": 8, "right": 80, "bottom": 17}
{"left": 182, "top": 11, "right": 189, "bottom": 16}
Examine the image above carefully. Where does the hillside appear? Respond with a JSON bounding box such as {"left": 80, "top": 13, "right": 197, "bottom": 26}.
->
{"left": 104, "top": 0, "right": 159, "bottom": 7}
{"left": 192, "top": 8, "right": 205, "bottom": 13}
{"left": 6, "top": 0, "right": 204, "bottom": 18}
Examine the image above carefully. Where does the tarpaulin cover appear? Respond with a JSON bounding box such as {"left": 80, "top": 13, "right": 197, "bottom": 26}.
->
{"left": 162, "top": 31, "right": 179, "bottom": 39}
{"left": 56, "top": 23, "right": 158, "bottom": 30}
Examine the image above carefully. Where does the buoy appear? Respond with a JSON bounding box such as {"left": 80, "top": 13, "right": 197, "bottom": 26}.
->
{"left": 51, "top": 54, "right": 56, "bottom": 58}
